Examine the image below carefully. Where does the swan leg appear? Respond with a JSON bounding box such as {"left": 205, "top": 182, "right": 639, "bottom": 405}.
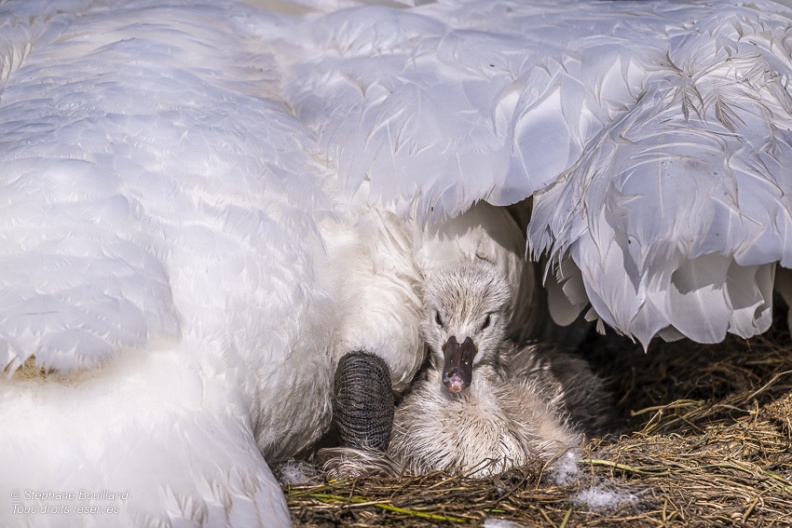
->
{"left": 318, "top": 351, "right": 401, "bottom": 479}
{"left": 333, "top": 351, "right": 394, "bottom": 450}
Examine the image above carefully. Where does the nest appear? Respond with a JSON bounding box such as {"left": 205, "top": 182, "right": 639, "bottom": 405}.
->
{"left": 284, "top": 317, "right": 792, "bottom": 527}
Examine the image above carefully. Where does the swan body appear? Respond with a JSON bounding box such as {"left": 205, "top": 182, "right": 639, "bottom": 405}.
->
{"left": 388, "top": 262, "right": 613, "bottom": 477}
{"left": 0, "top": 1, "right": 533, "bottom": 524}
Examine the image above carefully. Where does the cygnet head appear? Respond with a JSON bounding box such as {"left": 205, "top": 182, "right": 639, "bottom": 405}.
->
{"left": 422, "top": 261, "right": 511, "bottom": 394}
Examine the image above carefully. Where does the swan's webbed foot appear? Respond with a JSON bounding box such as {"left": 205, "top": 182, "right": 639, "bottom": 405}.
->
{"left": 317, "top": 446, "right": 402, "bottom": 480}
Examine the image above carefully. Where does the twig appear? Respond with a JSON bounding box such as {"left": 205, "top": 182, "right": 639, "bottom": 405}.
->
{"left": 631, "top": 400, "right": 704, "bottom": 417}
{"left": 741, "top": 497, "right": 759, "bottom": 522}
{"left": 579, "top": 458, "right": 671, "bottom": 476}
{"left": 746, "top": 370, "right": 792, "bottom": 401}
{"left": 559, "top": 506, "right": 573, "bottom": 528}
{"left": 306, "top": 493, "right": 469, "bottom": 523}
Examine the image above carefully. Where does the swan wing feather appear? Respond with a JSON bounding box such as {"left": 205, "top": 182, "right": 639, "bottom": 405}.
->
{"left": 287, "top": 0, "right": 792, "bottom": 343}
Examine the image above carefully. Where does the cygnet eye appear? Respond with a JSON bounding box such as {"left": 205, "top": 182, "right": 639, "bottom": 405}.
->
{"left": 481, "top": 315, "right": 491, "bottom": 331}
{"left": 435, "top": 311, "right": 444, "bottom": 327}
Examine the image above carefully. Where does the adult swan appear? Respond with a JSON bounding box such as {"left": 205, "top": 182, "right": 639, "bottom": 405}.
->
{"left": 0, "top": 1, "right": 532, "bottom": 525}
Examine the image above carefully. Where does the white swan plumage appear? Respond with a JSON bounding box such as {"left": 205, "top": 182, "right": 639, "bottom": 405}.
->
{"left": 0, "top": 2, "right": 531, "bottom": 525}
{"left": 283, "top": 0, "right": 792, "bottom": 347}
{"left": 1, "top": 1, "right": 336, "bottom": 525}
{"left": 3, "top": 0, "right": 792, "bottom": 526}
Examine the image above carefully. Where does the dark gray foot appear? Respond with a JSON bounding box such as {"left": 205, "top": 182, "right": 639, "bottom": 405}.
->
{"left": 333, "top": 351, "right": 394, "bottom": 451}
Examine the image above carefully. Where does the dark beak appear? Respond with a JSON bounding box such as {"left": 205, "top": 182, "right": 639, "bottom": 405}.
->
{"left": 442, "top": 336, "right": 477, "bottom": 393}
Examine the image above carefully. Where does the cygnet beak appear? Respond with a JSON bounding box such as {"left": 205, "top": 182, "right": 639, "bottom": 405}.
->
{"left": 441, "top": 336, "right": 477, "bottom": 393}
